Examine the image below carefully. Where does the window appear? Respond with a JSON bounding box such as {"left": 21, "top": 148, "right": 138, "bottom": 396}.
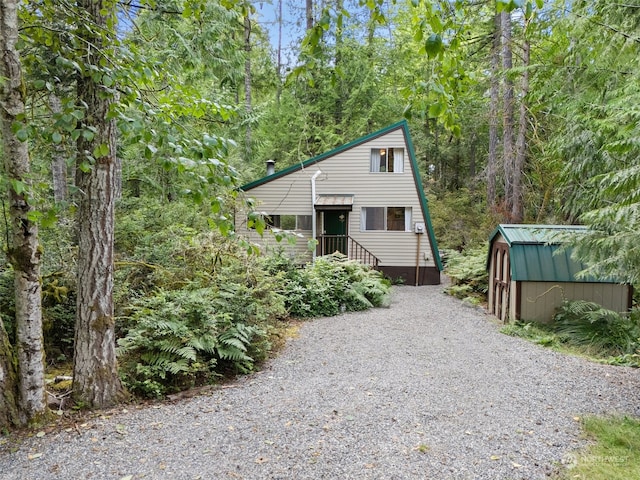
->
{"left": 361, "top": 207, "right": 411, "bottom": 231}
{"left": 370, "top": 148, "right": 404, "bottom": 173}
{"left": 264, "top": 214, "right": 312, "bottom": 231}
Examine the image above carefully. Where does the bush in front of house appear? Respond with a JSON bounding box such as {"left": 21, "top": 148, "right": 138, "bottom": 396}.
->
{"left": 262, "top": 251, "right": 392, "bottom": 318}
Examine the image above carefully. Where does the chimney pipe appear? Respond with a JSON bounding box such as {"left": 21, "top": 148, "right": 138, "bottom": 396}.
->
{"left": 266, "top": 160, "right": 275, "bottom": 176}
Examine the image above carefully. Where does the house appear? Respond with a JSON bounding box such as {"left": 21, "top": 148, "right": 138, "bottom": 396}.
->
{"left": 235, "top": 120, "right": 442, "bottom": 285}
{"left": 487, "top": 224, "right": 632, "bottom": 323}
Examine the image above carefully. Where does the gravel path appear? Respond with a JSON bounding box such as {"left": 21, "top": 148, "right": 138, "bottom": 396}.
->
{"left": 2, "top": 284, "right": 639, "bottom": 480}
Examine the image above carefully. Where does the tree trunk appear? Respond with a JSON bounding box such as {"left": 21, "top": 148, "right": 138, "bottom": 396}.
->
{"left": 501, "top": 10, "right": 515, "bottom": 218}
{"left": 73, "top": 0, "right": 124, "bottom": 408}
{"left": 512, "top": 38, "right": 530, "bottom": 223}
{"left": 469, "top": 132, "right": 477, "bottom": 181}
{"left": 244, "top": 10, "right": 252, "bottom": 161}
{"left": 276, "top": 0, "right": 282, "bottom": 105}
{"left": 306, "top": 0, "right": 313, "bottom": 30}
{"left": 0, "top": 0, "right": 47, "bottom": 426}
{"left": 49, "top": 94, "right": 68, "bottom": 204}
{"left": 333, "top": 0, "right": 344, "bottom": 130}
{"left": 487, "top": 13, "right": 500, "bottom": 211}
{"left": 0, "top": 319, "right": 19, "bottom": 429}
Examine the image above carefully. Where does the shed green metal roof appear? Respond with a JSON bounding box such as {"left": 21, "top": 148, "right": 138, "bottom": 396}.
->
{"left": 488, "top": 224, "right": 615, "bottom": 283}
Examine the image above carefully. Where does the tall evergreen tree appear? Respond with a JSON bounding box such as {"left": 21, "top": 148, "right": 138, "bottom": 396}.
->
{"left": 72, "top": 0, "right": 124, "bottom": 407}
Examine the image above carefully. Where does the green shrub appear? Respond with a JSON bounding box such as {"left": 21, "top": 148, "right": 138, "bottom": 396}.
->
{"left": 553, "top": 301, "right": 640, "bottom": 356}
{"left": 265, "top": 252, "right": 391, "bottom": 318}
{"left": 427, "top": 189, "right": 494, "bottom": 251}
{"left": 444, "top": 245, "right": 489, "bottom": 301}
{"left": 117, "top": 287, "right": 268, "bottom": 398}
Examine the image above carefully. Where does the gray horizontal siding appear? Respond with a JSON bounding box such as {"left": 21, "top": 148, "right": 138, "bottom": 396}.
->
{"left": 236, "top": 129, "right": 434, "bottom": 267}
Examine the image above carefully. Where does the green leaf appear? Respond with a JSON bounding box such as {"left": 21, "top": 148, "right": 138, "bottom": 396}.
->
{"left": 10, "top": 179, "right": 26, "bottom": 195}
{"left": 144, "top": 144, "right": 157, "bottom": 159}
{"left": 41, "top": 209, "right": 58, "bottom": 228}
{"left": 82, "top": 129, "right": 95, "bottom": 141}
{"left": 425, "top": 34, "right": 443, "bottom": 58}
{"left": 52, "top": 132, "right": 63, "bottom": 144}
{"left": 26, "top": 210, "right": 42, "bottom": 223}
{"left": 428, "top": 102, "right": 443, "bottom": 118}
{"left": 16, "top": 129, "right": 28, "bottom": 141}
{"left": 92, "top": 143, "right": 110, "bottom": 158}
{"left": 496, "top": 0, "right": 509, "bottom": 13}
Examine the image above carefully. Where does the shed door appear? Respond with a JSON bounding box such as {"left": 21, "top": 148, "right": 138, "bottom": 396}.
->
{"left": 491, "top": 244, "right": 511, "bottom": 322}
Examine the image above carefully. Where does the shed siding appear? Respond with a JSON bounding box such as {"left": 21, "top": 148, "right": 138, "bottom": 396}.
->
{"left": 236, "top": 129, "right": 435, "bottom": 268}
{"left": 519, "top": 282, "right": 631, "bottom": 323}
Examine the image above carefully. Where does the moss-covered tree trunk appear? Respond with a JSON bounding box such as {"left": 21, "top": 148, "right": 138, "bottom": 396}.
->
{"left": 72, "top": 0, "right": 124, "bottom": 408}
{"left": 0, "top": 321, "right": 19, "bottom": 429}
{"left": 0, "top": 0, "right": 47, "bottom": 427}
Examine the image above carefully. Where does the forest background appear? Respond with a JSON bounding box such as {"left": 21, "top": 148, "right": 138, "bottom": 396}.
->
{"left": 1, "top": 0, "right": 639, "bottom": 429}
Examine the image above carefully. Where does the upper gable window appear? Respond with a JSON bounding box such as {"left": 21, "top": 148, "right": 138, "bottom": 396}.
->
{"left": 370, "top": 148, "right": 404, "bottom": 173}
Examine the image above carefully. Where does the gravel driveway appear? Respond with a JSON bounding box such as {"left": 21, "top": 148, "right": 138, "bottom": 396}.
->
{"left": 2, "top": 284, "right": 639, "bottom": 480}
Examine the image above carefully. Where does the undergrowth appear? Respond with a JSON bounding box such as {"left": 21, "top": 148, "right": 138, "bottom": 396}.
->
{"left": 113, "top": 202, "right": 392, "bottom": 398}
{"left": 443, "top": 245, "right": 488, "bottom": 304}
{"left": 501, "top": 301, "right": 640, "bottom": 367}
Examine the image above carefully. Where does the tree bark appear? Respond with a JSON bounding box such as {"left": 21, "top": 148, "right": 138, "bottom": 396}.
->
{"left": 0, "top": 0, "right": 47, "bottom": 426}
{"left": 244, "top": 10, "right": 252, "bottom": 161}
{"left": 276, "top": 0, "right": 282, "bottom": 105}
{"left": 49, "top": 93, "right": 68, "bottom": 203}
{"left": 0, "top": 318, "right": 19, "bottom": 428}
{"left": 512, "top": 37, "right": 530, "bottom": 223}
{"left": 487, "top": 13, "right": 501, "bottom": 211}
{"left": 501, "top": 10, "right": 515, "bottom": 217}
{"left": 73, "top": 0, "right": 124, "bottom": 408}
{"left": 333, "top": 0, "right": 344, "bottom": 130}
{"left": 306, "top": 0, "right": 313, "bottom": 30}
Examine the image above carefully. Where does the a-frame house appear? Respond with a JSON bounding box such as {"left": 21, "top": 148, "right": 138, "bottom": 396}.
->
{"left": 235, "top": 120, "right": 442, "bottom": 285}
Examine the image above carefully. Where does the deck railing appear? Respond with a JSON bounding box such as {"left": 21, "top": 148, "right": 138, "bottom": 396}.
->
{"left": 317, "top": 235, "right": 380, "bottom": 268}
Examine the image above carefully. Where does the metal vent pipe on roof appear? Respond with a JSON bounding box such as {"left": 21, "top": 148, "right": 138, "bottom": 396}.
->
{"left": 266, "top": 160, "right": 275, "bottom": 176}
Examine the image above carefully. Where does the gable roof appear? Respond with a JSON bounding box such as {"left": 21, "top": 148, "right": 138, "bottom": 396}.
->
{"left": 239, "top": 120, "right": 442, "bottom": 271}
{"left": 488, "top": 224, "right": 615, "bottom": 283}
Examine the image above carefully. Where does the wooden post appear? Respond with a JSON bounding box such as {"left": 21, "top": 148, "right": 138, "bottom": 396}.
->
{"left": 415, "top": 234, "right": 421, "bottom": 286}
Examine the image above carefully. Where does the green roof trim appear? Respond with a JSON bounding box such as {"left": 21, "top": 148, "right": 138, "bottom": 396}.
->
{"left": 402, "top": 122, "right": 442, "bottom": 271}
{"left": 488, "top": 224, "right": 618, "bottom": 283}
{"left": 240, "top": 120, "right": 442, "bottom": 271}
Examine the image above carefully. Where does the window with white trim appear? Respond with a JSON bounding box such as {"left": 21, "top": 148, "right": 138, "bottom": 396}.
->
{"left": 361, "top": 207, "right": 412, "bottom": 231}
{"left": 370, "top": 148, "right": 404, "bottom": 173}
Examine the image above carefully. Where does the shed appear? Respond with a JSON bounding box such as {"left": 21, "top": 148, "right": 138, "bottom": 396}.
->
{"left": 487, "top": 224, "right": 632, "bottom": 323}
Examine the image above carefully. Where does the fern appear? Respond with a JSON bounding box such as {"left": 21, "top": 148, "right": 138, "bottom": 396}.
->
{"left": 216, "top": 323, "right": 264, "bottom": 373}
{"left": 553, "top": 301, "right": 640, "bottom": 356}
